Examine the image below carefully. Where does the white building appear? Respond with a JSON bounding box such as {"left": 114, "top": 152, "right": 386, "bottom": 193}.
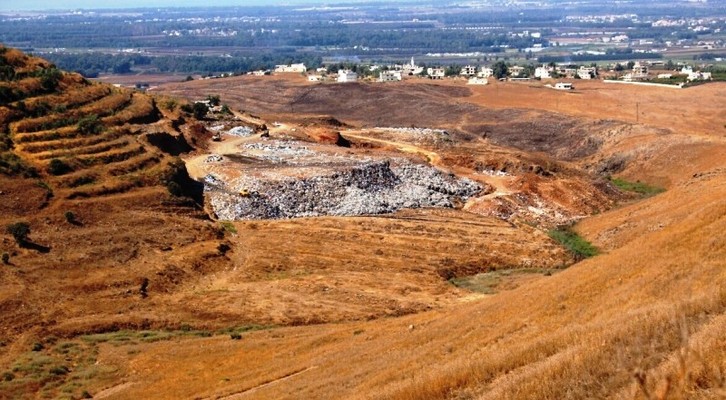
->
{"left": 554, "top": 82, "right": 573, "bottom": 90}
{"left": 391, "top": 57, "right": 424, "bottom": 76}
{"left": 535, "top": 64, "right": 553, "bottom": 79}
{"left": 337, "top": 70, "right": 358, "bottom": 83}
{"left": 427, "top": 67, "right": 446, "bottom": 80}
{"left": 577, "top": 66, "right": 597, "bottom": 79}
{"left": 467, "top": 77, "right": 489, "bottom": 85}
{"left": 687, "top": 71, "right": 712, "bottom": 81}
{"left": 274, "top": 63, "right": 307, "bottom": 73}
{"left": 379, "top": 70, "right": 402, "bottom": 82}
{"left": 308, "top": 75, "right": 323, "bottom": 82}
{"left": 633, "top": 62, "right": 649, "bottom": 78}
{"left": 478, "top": 67, "right": 494, "bottom": 78}
{"left": 509, "top": 66, "right": 525, "bottom": 77}
{"left": 460, "top": 65, "right": 477, "bottom": 77}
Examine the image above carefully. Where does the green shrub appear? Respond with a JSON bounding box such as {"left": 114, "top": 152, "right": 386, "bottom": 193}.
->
{"left": 1, "top": 252, "right": 9, "bottom": 264}
{"left": 230, "top": 333, "right": 242, "bottom": 340}
{"left": 64, "top": 211, "right": 75, "bottom": 223}
{"left": 548, "top": 226, "right": 599, "bottom": 261}
{"left": 31, "top": 342, "right": 44, "bottom": 352}
{"left": 77, "top": 114, "right": 104, "bottom": 135}
{"left": 6, "top": 222, "right": 31, "bottom": 246}
{"left": 48, "top": 158, "right": 72, "bottom": 175}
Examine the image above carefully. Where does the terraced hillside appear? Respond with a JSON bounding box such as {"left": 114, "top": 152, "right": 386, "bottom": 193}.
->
{"left": 0, "top": 47, "right": 196, "bottom": 201}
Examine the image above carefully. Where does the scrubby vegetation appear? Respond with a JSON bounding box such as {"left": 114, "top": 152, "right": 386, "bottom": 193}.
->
{"left": 548, "top": 225, "right": 599, "bottom": 260}
{"left": 610, "top": 177, "right": 665, "bottom": 197}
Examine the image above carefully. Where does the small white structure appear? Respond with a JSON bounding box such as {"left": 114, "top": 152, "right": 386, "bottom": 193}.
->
{"left": 308, "top": 75, "right": 323, "bottom": 82}
{"left": 379, "top": 70, "right": 402, "bottom": 82}
{"left": 316, "top": 67, "right": 327, "bottom": 73}
{"left": 274, "top": 63, "right": 307, "bottom": 73}
{"left": 687, "top": 71, "right": 712, "bottom": 81}
{"left": 535, "top": 64, "right": 553, "bottom": 79}
{"left": 657, "top": 73, "right": 673, "bottom": 79}
{"left": 577, "top": 66, "right": 597, "bottom": 79}
{"left": 554, "top": 82, "right": 573, "bottom": 90}
{"left": 629, "top": 62, "right": 649, "bottom": 80}
{"left": 467, "top": 77, "right": 489, "bottom": 85}
{"left": 252, "top": 70, "right": 269, "bottom": 76}
{"left": 478, "top": 67, "right": 494, "bottom": 78}
{"left": 337, "top": 69, "right": 358, "bottom": 83}
{"left": 460, "top": 65, "right": 477, "bottom": 77}
{"left": 427, "top": 67, "right": 446, "bottom": 80}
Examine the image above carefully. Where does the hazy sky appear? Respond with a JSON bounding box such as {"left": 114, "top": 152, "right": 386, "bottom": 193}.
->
{"left": 0, "top": 0, "right": 339, "bottom": 11}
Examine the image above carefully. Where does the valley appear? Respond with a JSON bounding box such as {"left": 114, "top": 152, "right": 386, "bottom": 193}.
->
{"left": 0, "top": 46, "right": 724, "bottom": 399}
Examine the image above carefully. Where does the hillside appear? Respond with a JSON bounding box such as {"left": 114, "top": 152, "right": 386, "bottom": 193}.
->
{"left": 1, "top": 48, "right": 724, "bottom": 400}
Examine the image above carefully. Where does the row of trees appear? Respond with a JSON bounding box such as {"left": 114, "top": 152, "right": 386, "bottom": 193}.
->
{"left": 42, "top": 52, "right": 323, "bottom": 77}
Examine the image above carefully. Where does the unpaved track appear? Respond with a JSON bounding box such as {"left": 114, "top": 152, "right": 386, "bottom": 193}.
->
{"left": 341, "top": 130, "right": 442, "bottom": 165}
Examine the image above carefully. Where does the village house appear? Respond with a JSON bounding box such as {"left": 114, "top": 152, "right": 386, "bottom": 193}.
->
{"left": 560, "top": 67, "right": 577, "bottom": 78}
{"left": 509, "top": 66, "right": 525, "bottom": 77}
{"left": 427, "top": 67, "right": 446, "bottom": 80}
{"left": 577, "top": 66, "right": 597, "bottom": 79}
{"left": 460, "top": 65, "right": 477, "bottom": 77}
{"left": 337, "top": 69, "right": 358, "bottom": 83}
{"left": 624, "top": 62, "right": 648, "bottom": 81}
{"left": 535, "top": 64, "right": 553, "bottom": 79}
{"left": 687, "top": 70, "right": 712, "bottom": 81}
{"left": 478, "top": 67, "right": 494, "bottom": 78}
{"left": 308, "top": 75, "right": 323, "bottom": 82}
{"left": 274, "top": 63, "right": 307, "bottom": 73}
{"left": 379, "top": 70, "right": 402, "bottom": 82}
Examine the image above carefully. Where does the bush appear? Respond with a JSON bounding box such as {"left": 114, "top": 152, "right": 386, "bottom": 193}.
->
{"left": 77, "top": 114, "right": 104, "bottom": 135}
{"left": 230, "top": 333, "right": 242, "bottom": 340}
{"left": 548, "top": 226, "right": 599, "bottom": 261}
{"left": 166, "top": 181, "right": 183, "bottom": 197}
{"left": 64, "top": 211, "right": 76, "bottom": 223}
{"left": 47, "top": 158, "right": 72, "bottom": 175}
{"left": 6, "top": 222, "right": 30, "bottom": 246}
{"left": 1, "top": 252, "right": 9, "bottom": 264}
{"left": 31, "top": 342, "right": 44, "bottom": 352}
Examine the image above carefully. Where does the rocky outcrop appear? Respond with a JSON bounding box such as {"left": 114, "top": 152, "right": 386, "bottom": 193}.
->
{"left": 205, "top": 160, "right": 482, "bottom": 220}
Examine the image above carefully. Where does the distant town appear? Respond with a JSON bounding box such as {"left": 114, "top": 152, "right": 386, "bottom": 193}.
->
{"left": 0, "top": 1, "right": 723, "bottom": 84}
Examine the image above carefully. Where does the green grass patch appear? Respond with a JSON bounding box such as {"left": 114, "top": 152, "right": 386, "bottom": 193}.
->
{"left": 610, "top": 177, "right": 665, "bottom": 197}
{"left": 219, "top": 221, "right": 237, "bottom": 234}
{"left": 548, "top": 227, "right": 599, "bottom": 261}
{"left": 449, "top": 268, "right": 555, "bottom": 294}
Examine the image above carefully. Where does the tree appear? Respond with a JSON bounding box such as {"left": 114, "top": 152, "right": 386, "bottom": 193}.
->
{"left": 6, "top": 222, "right": 30, "bottom": 246}
{"left": 192, "top": 102, "right": 209, "bottom": 119}
{"left": 492, "top": 61, "right": 509, "bottom": 79}
{"left": 112, "top": 61, "right": 132, "bottom": 74}
{"left": 206, "top": 95, "right": 221, "bottom": 107}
